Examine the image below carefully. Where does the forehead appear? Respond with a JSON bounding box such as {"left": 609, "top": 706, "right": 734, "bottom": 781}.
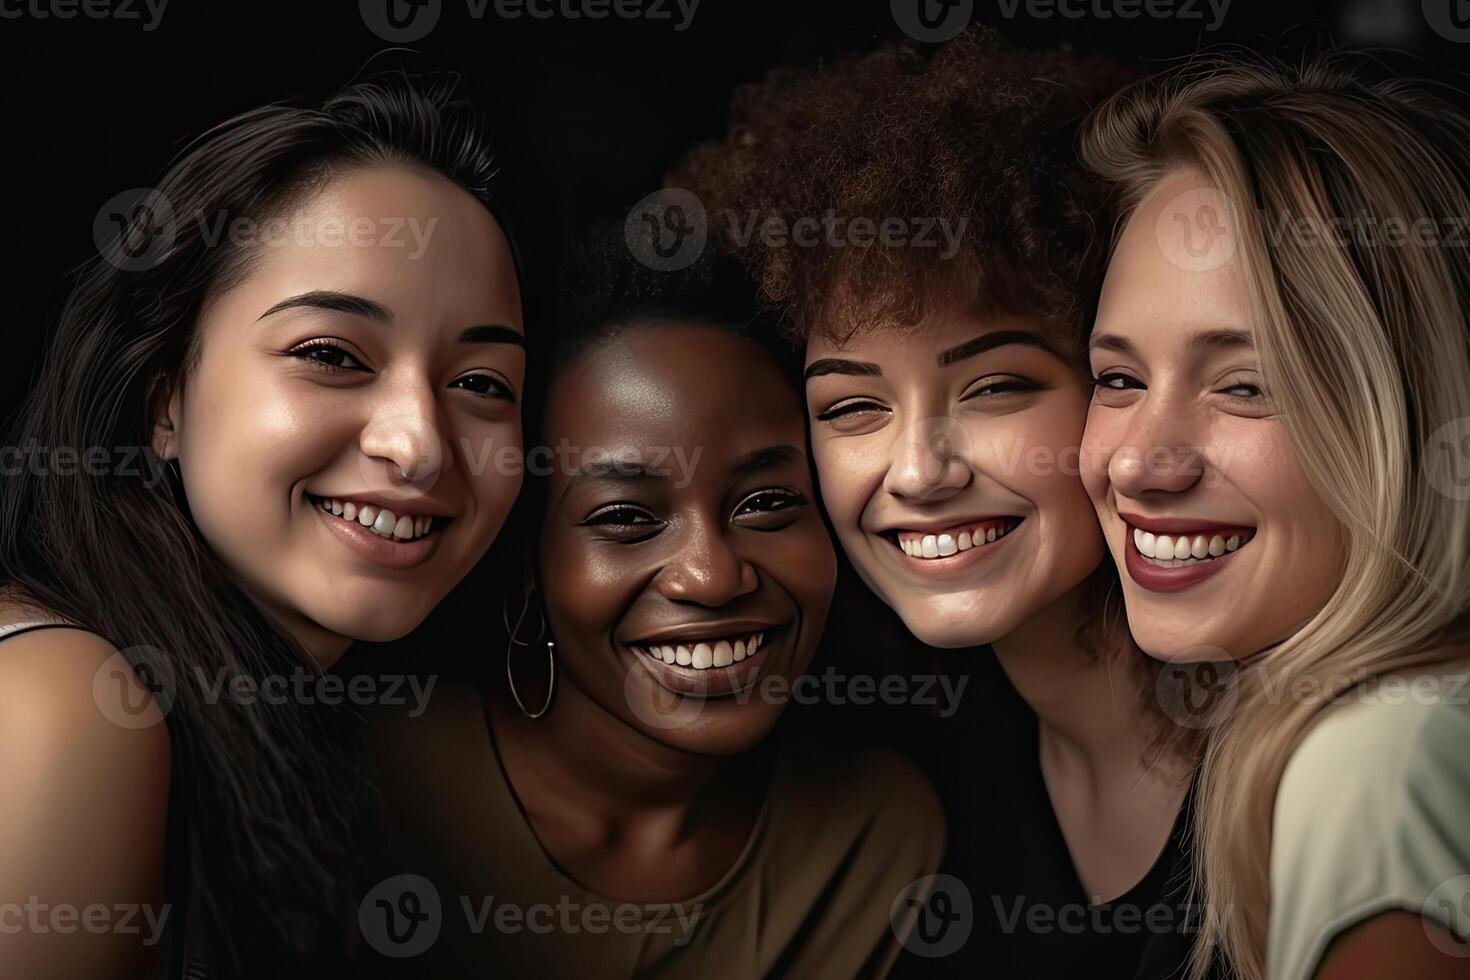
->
{"left": 1096, "top": 170, "right": 1250, "bottom": 343}
{"left": 208, "top": 164, "right": 522, "bottom": 334}
{"left": 804, "top": 305, "right": 1070, "bottom": 366}
{"left": 545, "top": 324, "right": 803, "bottom": 464}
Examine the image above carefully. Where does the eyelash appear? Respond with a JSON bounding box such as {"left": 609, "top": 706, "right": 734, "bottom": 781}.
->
{"left": 579, "top": 489, "right": 808, "bottom": 534}
{"left": 1090, "top": 372, "right": 1268, "bottom": 403}
{"left": 286, "top": 338, "right": 515, "bottom": 401}
{"left": 815, "top": 377, "right": 1040, "bottom": 421}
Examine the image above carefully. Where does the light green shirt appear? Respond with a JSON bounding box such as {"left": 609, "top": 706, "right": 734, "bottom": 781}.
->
{"left": 1269, "top": 663, "right": 1470, "bottom": 980}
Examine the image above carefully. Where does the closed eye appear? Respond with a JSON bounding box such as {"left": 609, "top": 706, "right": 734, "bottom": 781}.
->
{"left": 960, "top": 376, "right": 1043, "bottom": 399}
{"left": 815, "top": 398, "right": 889, "bottom": 422}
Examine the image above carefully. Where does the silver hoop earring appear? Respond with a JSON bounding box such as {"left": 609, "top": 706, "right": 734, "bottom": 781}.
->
{"left": 503, "top": 588, "right": 555, "bottom": 719}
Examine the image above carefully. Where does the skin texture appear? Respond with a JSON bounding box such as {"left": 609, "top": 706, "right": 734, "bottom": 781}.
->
{"left": 488, "top": 323, "right": 836, "bottom": 902}
{"left": 153, "top": 165, "right": 525, "bottom": 667}
{"left": 0, "top": 616, "right": 170, "bottom": 980}
{"left": 803, "top": 306, "right": 1104, "bottom": 649}
{"left": 1082, "top": 169, "right": 1344, "bottom": 663}
{"left": 804, "top": 305, "right": 1190, "bottom": 901}
{"left": 1315, "top": 911, "right": 1470, "bottom": 980}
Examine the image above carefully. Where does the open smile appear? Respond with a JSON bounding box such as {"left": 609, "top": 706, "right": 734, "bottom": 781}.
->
{"left": 309, "top": 493, "right": 451, "bottom": 569}
{"left": 1120, "top": 513, "right": 1256, "bottom": 592}
{"left": 620, "top": 621, "right": 788, "bottom": 698}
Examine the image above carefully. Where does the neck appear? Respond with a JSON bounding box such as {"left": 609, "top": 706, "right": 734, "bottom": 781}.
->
{"left": 491, "top": 673, "right": 746, "bottom": 831}
{"left": 990, "top": 580, "right": 1157, "bottom": 779}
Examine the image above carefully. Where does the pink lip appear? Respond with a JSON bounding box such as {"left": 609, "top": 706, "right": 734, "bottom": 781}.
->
{"left": 307, "top": 490, "right": 454, "bottom": 520}
{"left": 314, "top": 501, "right": 442, "bottom": 570}
{"left": 624, "top": 619, "right": 782, "bottom": 647}
{"left": 1118, "top": 512, "right": 1254, "bottom": 536}
{"left": 878, "top": 518, "right": 1023, "bottom": 576}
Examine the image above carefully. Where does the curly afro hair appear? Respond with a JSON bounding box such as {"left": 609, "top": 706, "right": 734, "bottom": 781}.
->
{"left": 670, "top": 28, "right": 1136, "bottom": 355}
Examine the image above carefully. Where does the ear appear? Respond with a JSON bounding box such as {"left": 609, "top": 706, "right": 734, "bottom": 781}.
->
{"left": 148, "top": 374, "right": 183, "bottom": 461}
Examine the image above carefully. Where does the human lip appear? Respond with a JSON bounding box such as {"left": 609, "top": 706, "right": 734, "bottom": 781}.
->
{"left": 1118, "top": 511, "right": 1256, "bottom": 593}
{"left": 870, "top": 516, "right": 1025, "bottom": 573}
{"left": 310, "top": 495, "right": 446, "bottom": 570}
{"left": 621, "top": 623, "right": 788, "bottom": 697}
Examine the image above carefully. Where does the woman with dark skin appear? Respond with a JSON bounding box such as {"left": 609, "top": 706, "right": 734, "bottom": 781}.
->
{"left": 366, "top": 224, "right": 944, "bottom": 978}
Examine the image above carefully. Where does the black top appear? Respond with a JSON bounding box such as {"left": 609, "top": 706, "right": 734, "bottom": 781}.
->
{"left": 891, "top": 650, "right": 1206, "bottom": 980}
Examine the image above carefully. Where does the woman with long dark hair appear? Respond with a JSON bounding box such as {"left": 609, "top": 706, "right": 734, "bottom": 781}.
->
{"left": 0, "top": 71, "right": 528, "bottom": 978}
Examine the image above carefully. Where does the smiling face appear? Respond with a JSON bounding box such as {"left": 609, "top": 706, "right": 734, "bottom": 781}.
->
{"left": 537, "top": 323, "right": 835, "bottom": 756}
{"left": 157, "top": 165, "right": 525, "bottom": 658}
{"left": 1082, "top": 170, "right": 1344, "bottom": 662}
{"left": 803, "top": 306, "right": 1104, "bottom": 648}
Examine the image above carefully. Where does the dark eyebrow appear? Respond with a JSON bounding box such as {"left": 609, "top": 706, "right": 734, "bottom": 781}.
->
{"left": 458, "top": 324, "right": 525, "bottom": 347}
{"left": 937, "top": 330, "right": 1061, "bottom": 366}
{"left": 567, "top": 459, "right": 665, "bottom": 491}
{"left": 259, "top": 290, "right": 391, "bottom": 323}
{"left": 259, "top": 290, "right": 522, "bottom": 346}
{"left": 805, "top": 358, "right": 882, "bottom": 381}
{"left": 730, "top": 444, "right": 804, "bottom": 476}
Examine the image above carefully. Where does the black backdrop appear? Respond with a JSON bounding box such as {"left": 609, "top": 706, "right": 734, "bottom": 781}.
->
{"left": 1, "top": 0, "right": 1462, "bottom": 420}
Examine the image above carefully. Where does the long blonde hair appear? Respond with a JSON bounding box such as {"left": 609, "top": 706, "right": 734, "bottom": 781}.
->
{"left": 1081, "top": 52, "right": 1470, "bottom": 979}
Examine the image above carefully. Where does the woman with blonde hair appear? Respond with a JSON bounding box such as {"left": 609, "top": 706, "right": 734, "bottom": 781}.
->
{"left": 1080, "top": 51, "right": 1470, "bottom": 980}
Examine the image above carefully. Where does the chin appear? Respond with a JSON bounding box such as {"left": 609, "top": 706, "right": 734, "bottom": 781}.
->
{"left": 1128, "top": 618, "right": 1237, "bottom": 664}
{"left": 893, "top": 600, "right": 1004, "bottom": 650}
{"left": 311, "top": 598, "right": 432, "bottom": 645}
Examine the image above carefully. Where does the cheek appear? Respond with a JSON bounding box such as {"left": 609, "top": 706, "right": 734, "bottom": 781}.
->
{"left": 812, "top": 434, "right": 883, "bottom": 529}
{"left": 461, "top": 421, "right": 524, "bottom": 530}
{"left": 1219, "top": 424, "right": 1340, "bottom": 553}
{"left": 1081, "top": 403, "right": 1121, "bottom": 503}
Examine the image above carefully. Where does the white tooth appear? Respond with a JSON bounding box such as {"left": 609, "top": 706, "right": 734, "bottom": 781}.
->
{"left": 1155, "top": 534, "right": 1174, "bottom": 559}
{"left": 902, "top": 539, "right": 914, "bottom": 556}
{"left": 331, "top": 499, "right": 344, "bottom": 515}
{"left": 692, "top": 643, "right": 713, "bottom": 669}
{"left": 713, "top": 640, "right": 733, "bottom": 668}
{"left": 937, "top": 533, "right": 957, "bottom": 556}
{"left": 358, "top": 504, "right": 378, "bottom": 527}
{"left": 317, "top": 497, "right": 330, "bottom": 511}
{"left": 919, "top": 535, "right": 938, "bottom": 558}
{"left": 985, "top": 526, "right": 997, "bottom": 543}
{"left": 1140, "top": 531, "right": 1157, "bottom": 558}
{"left": 660, "top": 646, "right": 675, "bottom": 664}
{"left": 342, "top": 501, "right": 357, "bottom": 521}
{"left": 373, "top": 509, "right": 398, "bottom": 535}
{"left": 1226, "top": 534, "right": 1241, "bottom": 551}
{"left": 419, "top": 516, "right": 432, "bottom": 536}
{"left": 676, "top": 645, "right": 693, "bottom": 666}
{"left": 1133, "top": 527, "right": 1145, "bottom": 553}
{"left": 1208, "top": 535, "right": 1225, "bottom": 557}
{"left": 957, "top": 531, "right": 972, "bottom": 550}
{"left": 751, "top": 632, "right": 763, "bottom": 652}
{"left": 393, "top": 514, "right": 415, "bottom": 539}
{"left": 1190, "top": 535, "right": 1209, "bottom": 559}
{"left": 1173, "top": 535, "right": 1192, "bottom": 560}
{"left": 733, "top": 639, "right": 746, "bottom": 661}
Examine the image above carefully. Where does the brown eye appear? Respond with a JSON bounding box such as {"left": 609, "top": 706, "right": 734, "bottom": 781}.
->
{"left": 289, "top": 340, "right": 366, "bottom": 373}
{"left": 730, "top": 488, "right": 807, "bottom": 530}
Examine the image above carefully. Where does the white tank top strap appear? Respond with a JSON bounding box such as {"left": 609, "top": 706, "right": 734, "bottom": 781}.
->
{"left": 0, "top": 616, "right": 83, "bottom": 641}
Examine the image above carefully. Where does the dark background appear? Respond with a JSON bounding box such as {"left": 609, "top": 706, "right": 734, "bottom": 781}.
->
{"left": 0, "top": 0, "right": 1462, "bottom": 421}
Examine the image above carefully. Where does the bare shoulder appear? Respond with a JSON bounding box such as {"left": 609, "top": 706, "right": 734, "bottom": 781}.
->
{"left": 0, "top": 613, "right": 173, "bottom": 977}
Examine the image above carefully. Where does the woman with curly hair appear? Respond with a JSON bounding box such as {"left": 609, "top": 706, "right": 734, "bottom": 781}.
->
{"left": 674, "top": 28, "right": 1208, "bottom": 979}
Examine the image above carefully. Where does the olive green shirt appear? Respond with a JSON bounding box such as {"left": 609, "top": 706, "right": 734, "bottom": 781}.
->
{"left": 364, "top": 681, "right": 945, "bottom": 979}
